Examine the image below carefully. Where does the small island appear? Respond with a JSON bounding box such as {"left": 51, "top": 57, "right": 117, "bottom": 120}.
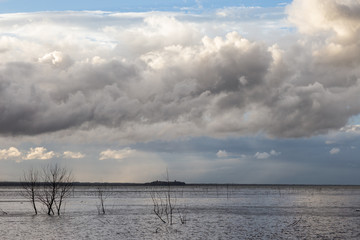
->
{"left": 145, "top": 180, "right": 186, "bottom": 186}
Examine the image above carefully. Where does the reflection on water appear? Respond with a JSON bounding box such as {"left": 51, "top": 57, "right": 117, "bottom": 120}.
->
{"left": 0, "top": 185, "right": 360, "bottom": 239}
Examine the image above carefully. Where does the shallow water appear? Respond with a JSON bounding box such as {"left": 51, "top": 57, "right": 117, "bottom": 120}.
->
{"left": 0, "top": 185, "right": 359, "bottom": 239}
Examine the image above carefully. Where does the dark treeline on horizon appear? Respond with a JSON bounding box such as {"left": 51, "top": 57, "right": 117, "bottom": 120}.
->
{"left": 0, "top": 181, "right": 360, "bottom": 188}
{"left": 0, "top": 181, "right": 145, "bottom": 187}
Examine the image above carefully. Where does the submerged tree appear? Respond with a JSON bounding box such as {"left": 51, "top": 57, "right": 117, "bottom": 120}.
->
{"left": 22, "top": 164, "right": 74, "bottom": 216}
{"left": 38, "top": 164, "right": 74, "bottom": 215}
{"left": 96, "top": 184, "right": 111, "bottom": 215}
{"left": 53, "top": 165, "right": 74, "bottom": 215}
{"left": 21, "top": 168, "right": 39, "bottom": 215}
{"left": 150, "top": 170, "right": 186, "bottom": 227}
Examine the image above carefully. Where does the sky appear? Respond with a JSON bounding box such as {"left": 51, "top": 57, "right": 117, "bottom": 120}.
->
{"left": 0, "top": 0, "right": 291, "bottom": 12}
{"left": 0, "top": 0, "right": 359, "bottom": 184}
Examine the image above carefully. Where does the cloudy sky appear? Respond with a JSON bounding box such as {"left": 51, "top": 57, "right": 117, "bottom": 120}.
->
{"left": 0, "top": 0, "right": 359, "bottom": 184}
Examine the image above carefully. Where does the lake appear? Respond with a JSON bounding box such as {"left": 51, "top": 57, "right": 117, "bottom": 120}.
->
{"left": 0, "top": 185, "right": 360, "bottom": 239}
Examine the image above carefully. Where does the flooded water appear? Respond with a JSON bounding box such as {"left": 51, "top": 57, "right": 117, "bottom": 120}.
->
{"left": 0, "top": 185, "right": 359, "bottom": 239}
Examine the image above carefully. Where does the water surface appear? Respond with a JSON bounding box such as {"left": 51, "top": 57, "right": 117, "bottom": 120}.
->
{"left": 0, "top": 185, "right": 359, "bottom": 239}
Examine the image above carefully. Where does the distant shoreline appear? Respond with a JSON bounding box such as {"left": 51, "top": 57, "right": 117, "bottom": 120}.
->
{"left": 0, "top": 181, "right": 359, "bottom": 188}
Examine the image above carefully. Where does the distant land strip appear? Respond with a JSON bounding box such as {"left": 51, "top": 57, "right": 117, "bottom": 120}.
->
{"left": 0, "top": 182, "right": 359, "bottom": 188}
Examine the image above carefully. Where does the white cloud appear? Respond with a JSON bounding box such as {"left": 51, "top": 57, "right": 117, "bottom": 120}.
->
{"left": 216, "top": 150, "right": 228, "bottom": 158}
{"left": 63, "top": 151, "right": 85, "bottom": 159}
{"left": 23, "top": 147, "right": 55, "bottom": 160}
{"left": 38, "top": 51, "right": 72, "bottom": 69}
{"left": 340, "top": 125, "right": 360, "bottom": 134}
{"left": 99, "top": 147, "right": 135, "bottom": 160}
{"left": 330, "top": 148, "right": 340, "bottom": 155}
{"left": 39, "top": 51, "right": 64, "bottom": 65}
{"left": 287, "top": 0, "right": 360, "bottom": 39}
{"left": 287, "top": 0, "right": 360, "bottom": 67}
{"left": 254, "top": 150, "right": 281, "bottom": 159}
{"left": 0, "top": 147, "right": 21, "bottom": 160}
{"left": 254, "top": 152, "right": 270, "bottom": 159}
{"left": 270, "top": 150, "right": 281, "bottom": 156}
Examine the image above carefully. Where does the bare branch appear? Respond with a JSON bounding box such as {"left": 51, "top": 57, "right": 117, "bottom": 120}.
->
{"left": 21, "top": 168, "right": 39, "bottom": 215}
{"left": 36, "top": 164, "right": 74, "bottom": 215}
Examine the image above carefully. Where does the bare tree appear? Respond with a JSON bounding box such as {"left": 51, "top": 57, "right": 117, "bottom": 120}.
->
{"left": 54, "top": 168, "right": 74, "bottom": 215}
{"left": 37, "top": 164, "right": 74, "bottom": 216}
{"left": 21, "top": 168, "right": 39, "bottom": 215}
{"left": 165, "top": 174, "right": 175, "bottom": 225}
{"left": 178, "top": 207, "right": 187, "bottom": 224}
{"left": 150, "top": 170, "right": 185, "bottom": 226}
{"left": 150, "top": 190, "right": 169, "bottom": 224}
{"left": 96, "top": 184, "right": 111, "bottom": 215}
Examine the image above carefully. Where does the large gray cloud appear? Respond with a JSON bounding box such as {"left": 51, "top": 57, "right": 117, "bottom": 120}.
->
{"left": 0, "top": 2, "right": 359, "bottom": 140}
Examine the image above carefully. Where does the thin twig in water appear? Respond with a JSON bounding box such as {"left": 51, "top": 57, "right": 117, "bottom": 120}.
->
{"left": 287, "top": 216, "right": 302, "bottom": 227}
{"left": 0, "top": 208, "right": 7, "bottom": 215}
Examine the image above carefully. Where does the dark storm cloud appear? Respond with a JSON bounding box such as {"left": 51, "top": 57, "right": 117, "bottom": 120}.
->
{"left": 0, "top": 1, "right": 359, "bottom": 139}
